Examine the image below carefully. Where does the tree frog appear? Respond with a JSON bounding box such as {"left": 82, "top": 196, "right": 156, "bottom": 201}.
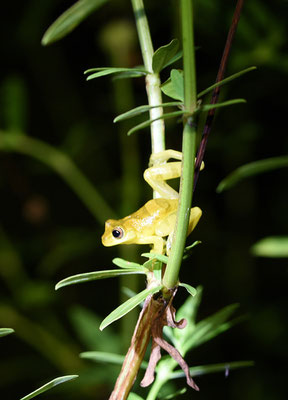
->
{"left": 102, "top": 150, "right": 202, "bottom": 255}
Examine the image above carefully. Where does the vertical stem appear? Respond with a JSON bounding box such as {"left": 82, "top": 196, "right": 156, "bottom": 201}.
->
{"left": 131, "top": 0, "right": 154, "bottom": 73}
{"left": 131, "top": 0, "right": 165, "bottom": 189}
{"left": 162, "top": 121, "right": 196, "bottom": 289}
{"left": 181, "top": 0, "right": 197, "bottom": 112}
{"left": 163, "top": 0, "right": 197, "bottom": 289}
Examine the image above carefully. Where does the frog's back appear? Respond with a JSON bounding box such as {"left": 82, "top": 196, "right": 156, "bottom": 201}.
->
{"left": 126, "top": 198, "right": 178, "bottom": 233}
{"left": 144, "top": 198, "right": 178, "bottom": 215}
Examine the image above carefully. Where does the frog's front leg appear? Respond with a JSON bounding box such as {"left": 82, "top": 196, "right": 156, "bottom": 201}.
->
{"left": 144, "top": 162, "right": 181, "bottom": 199}
{"left": 145, "top": 150, "right": 204, "bottom": 199}
{"left": 136, "top": 235, "right": 166, "bottom": 255}
{"left": 149, "top": 150, "right": 182, "bottom": 167}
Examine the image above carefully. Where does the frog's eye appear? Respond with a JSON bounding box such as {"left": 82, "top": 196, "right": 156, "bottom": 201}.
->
{"left": 112, "top": 227, "right": 124, "bottom": 239}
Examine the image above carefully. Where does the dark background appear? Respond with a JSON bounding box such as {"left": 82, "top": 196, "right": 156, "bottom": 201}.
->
{"left": 0, "top": 0, "right": 287, "bottom": 399}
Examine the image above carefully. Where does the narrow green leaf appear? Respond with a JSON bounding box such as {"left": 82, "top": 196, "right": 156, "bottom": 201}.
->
{"left": 112, "top": 70, "right": 147, "bottom": 80}
{"left": 183, "top": 240, "right": 202, "bottom": 259}
{"left": 42, "top": 0, "right": 107, "bottom": 45}
{"left": 0, "top": 328, "right": 14, "bottom": 337}
{"left": 80, "top": 351, "right": 148, "bottom": 369}
{"left": 80, "top": 351, "right": 126, "bottom": 365}
{"left": 177, "top": 286, "right": 203, "bottom": 324}
{"left": 161, "top": 69, "right": 184, "bottom": 101}
{"left": 170, "top": 360, "right": 254, "bottom": 379}
{"left": 127, "top": 110, "right": 186, "bottom": 136}
{"left": 112, "top": 257, "right": 146, "bottom": 270}
{"left": 128, "top": 393, "right": 145, "bottom": 400}
{"left": 114, "top": 102, "right": 182, "bottom": 123}
{"left": 85, "top": 67, "right": 147, "bottom": 80}
{"left": 251, "top": 236, "right": 288, "bottom": 258}
{"left": 20, "top": 375, "right": 78, "bottom": 400}
{"left": 55, "top": 269, "right": 146, "bottom": 290}
{"left": 141, "top": 252, "right": 169, "bottom": 264}
{"left": 161, "top": 388, "right": 187, "bottom": 399}
{"left": 217, "top": 156, "right": 288, "bottom": 192}
{"left": 198, "top": 66, "right": 257, "bottom": 98}
{"left": 182, "top": 304, "right": 240, "bottom": 353}
{"left": 152, "top": 39, "right": 179, "bottom": 73}
{"left": 196, "top": 98, "right": 246, "bottom": 113}
{"left": 179, "top": 282, "right": 197, "bottom": 297}
{"left": 162, "top": 67, "right": 256, "bottom": 102}
{"left": 100, "top": 285, "right": 163, "bottom": 330}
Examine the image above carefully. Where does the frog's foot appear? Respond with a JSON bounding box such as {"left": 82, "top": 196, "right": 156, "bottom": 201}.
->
{"left": 149, "top": 149, "right": 204, "bottom": 170}
{"left": 149, "top": 149, "right": 182, "bottom": 167}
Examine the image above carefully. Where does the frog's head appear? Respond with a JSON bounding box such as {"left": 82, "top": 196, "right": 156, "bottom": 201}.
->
{"left": 102, "top": 219, "right": 136, "bottom": 247}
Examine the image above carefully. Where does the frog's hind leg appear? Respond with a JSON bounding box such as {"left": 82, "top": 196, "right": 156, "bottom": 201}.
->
{"left": 166, "top": 207, "right": 202, "bottom": 255}
{"left": 187, "top": 207, "right": 202, "bottom": 235}
{"left": 144, "top": 162, "right": 181, "bottom": 199}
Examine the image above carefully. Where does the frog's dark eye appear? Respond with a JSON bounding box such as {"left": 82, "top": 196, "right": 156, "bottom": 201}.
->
{"left": 112, "top": 227, "right": 124, "bottom": 239}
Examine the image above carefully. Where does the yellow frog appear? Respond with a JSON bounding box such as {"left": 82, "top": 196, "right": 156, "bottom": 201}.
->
{"left": 102, "top": 150, "right": 202, "bottom": 255}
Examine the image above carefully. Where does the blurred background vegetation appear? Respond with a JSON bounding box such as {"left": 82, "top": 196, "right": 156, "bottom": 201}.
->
{"left": 0, "top": 0, "right": 287, "bottom": 399}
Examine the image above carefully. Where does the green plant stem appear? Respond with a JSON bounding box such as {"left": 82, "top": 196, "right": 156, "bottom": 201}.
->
{"left": 131, "top": 0, "right": 165, "bottom": 170}
{"left": 181, "top": 0, "right": 197, "bottom": 112}
{"left": 163, "top": 0, "right": 197, "bottom": 290}
{"left": 146, "top": 358, "right": 176, "bottom": 400}
{"left": 0, "top": 131, "right": 115, "bottom": 223}
{"left": 162, "top": 121, "right": 196, "bottom": 289}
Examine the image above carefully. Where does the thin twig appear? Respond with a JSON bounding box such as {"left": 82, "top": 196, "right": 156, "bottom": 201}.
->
{"left": 194, "top": 0, "right": 245, "bottom": 189}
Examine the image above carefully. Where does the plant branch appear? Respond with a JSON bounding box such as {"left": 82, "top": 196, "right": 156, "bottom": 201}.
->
{"left": 162, "top": 0, "right": 197, "bottom": 290}
{"left": 108, "top": 295, "right": 164, "bottom": 400}
{"left": 194, "top": 0, "right": 245, "bottom": 189}
{"left": 131, "top": 0, "right": 165, "bottom": 179}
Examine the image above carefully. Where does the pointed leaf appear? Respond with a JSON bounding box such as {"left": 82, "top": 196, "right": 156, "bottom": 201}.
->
{"left": 80, "top": 351, "right": 148, "bottom": 369}
{"left": 217, "top": 156, "right": 288, "bottom": 192}
{"left": 127, "top": 110, "right": 186, "bottom": 135}
{"left": 177, "top": 287, "right": 203, "bottom": 324}
{"left": 55, "top": 268, "right": 146, "bottom": 290}
{"left": 112, "top": 257, "right": 146, "bottom": 270}
{"left": 0, "top": 328, "right": 14, "bottom": 337}
{"left": 182, "top": 304, "right": 240, "bottom": 353}
{"left": 20, "top": 375, "right": 78, "bottom": 400}
{"left": 128, "top": 393, "right": 145, "bottom": 400}
{"left": 80, "top": 351, "right": 126, "bottom": 365}
{"left": 112, "top": 70, "right": 147, "bottom": 80}
{"left": 152, "top": 39, "right": 179, "bottom": 73}
{"left": 85, "top": 67, "right": 147, "bottom": 80}
{"left": 100, "top": 285, "right": 163, "bottom": 330}
{"left": 161, "top": 69, "right": 184, "bottom": 101}
{"left": 179, "top": 283, "right": 197, "bottom": 297}
{"left": 141, "top": 252, "right": 169, "bottom": 264}
{"left": 170, "top": 361, "right": 254, "bottom": 379}
{"left": 251, "top": 236, "right": 288, "bottom": 258}
{"left": 161, "top": 50, "right": 183, "bottom": 69}
{"left": 198, "top": 66, "right": 257, "bottom": 98}
{"left": 42, "top": 0, "right": 108, "bottom": 45}
{"left": 161, "top": 388, "right": 187, "bottom": 399}
{"left": 183, "top": 240, "right": 202, "bottom": 259}
{"left": 196, "top": 98, "right": 246, "bottom": 113}
{"left": 114, "top": 102, "right": 182, "bottom": 123}
{"left": 162, "top": 67, "right": 256, "bottom": 102}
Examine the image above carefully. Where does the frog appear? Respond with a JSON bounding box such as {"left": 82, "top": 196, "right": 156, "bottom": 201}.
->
{"left": 102, "top": 150, "right": 202, "bottom": 255}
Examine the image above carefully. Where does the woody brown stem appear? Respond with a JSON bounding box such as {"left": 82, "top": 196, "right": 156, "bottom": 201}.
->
{"left": 109, "top": 294, "right": 166, "bottom": 400}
